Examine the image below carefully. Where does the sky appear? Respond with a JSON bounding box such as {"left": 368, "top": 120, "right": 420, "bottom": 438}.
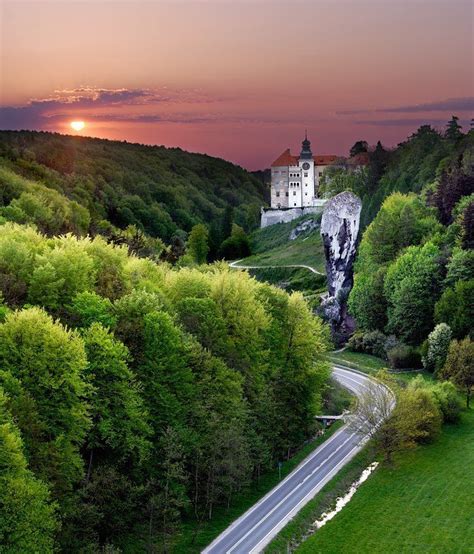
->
{"left": 0, "top": 0, "right": 473, "bottom": 169}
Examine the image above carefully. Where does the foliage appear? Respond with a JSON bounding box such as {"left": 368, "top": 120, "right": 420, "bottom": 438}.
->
{"left": 386, "top": 344, "right": 422, "bottom": 369}
{"left": 434, "top": 279, "right": 474, "bottom": 339}
{"left": 384, "top": 242, "right": 442, "bottom": 344}
{"left": 0, "top": 130, "right": 265, "bottom": 243}
{"left": 187, "top": 223, "right": 210, "bottom": 264}
{"left": 219, "top": 224, "right": 251, "bottom": 260}
{"left": 422, "top": 323, "right": 452, "bottom": 373}
{"left": 0, "top": 219, "right": 332, "bottom": 550}
{"left": 0, "top": 308, "right": 90, "bottom": 499}
{"left": 440, "top": 338, "right": 474, "bottom": 407}
{"left": 0, "top": 388, "right": 58, "bottom": 553}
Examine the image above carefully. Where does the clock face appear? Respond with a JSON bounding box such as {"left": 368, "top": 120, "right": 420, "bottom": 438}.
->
{"left": 302, "top": 162, "right": 310, "bottom": 170}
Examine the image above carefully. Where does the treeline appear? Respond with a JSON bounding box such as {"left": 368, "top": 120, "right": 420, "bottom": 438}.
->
{"left": 0, "top": 222, "right": 330, "bottom": 552}
{"left": 347, "top": 124, "right": 473, "bottom": 403}
{"left": 319, "top": 117, "right": 471, "bottom": 228}
{"left": 0, "top": 130, "right": 265, "bottom": 244}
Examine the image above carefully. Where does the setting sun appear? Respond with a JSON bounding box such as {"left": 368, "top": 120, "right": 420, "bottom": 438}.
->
{"left": 70, "top": 120, "right": 85, "bottom": 131}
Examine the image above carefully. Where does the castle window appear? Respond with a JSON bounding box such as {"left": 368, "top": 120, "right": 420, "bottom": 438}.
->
{"left": 294, "top": 203, "right": 297, "bottom": 206}
{"left": 276, "top": 192, "right": 280, "bottom": 197}
{"left": 319, "top": 171, "right": 323, "bottom": 176}
{"left": 304, "top": 173, "right": 308, "bottom": 177}
{"left": 285, "top": 192, "right": 289, "bottom": 197}
{"left": 293, "top": 191, "right": 296, "bottom": 196}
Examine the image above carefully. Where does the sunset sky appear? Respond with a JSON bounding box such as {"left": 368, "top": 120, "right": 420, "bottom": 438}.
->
{"left": 1, "top": 0, "right": 472, "bottom": 169}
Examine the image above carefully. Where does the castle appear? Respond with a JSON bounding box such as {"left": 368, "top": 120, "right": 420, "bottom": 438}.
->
{"left": 270, "top": 133, "right": 337, "bottom": 209}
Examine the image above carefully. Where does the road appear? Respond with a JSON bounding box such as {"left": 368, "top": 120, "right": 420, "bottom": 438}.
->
{"left": 228, "top": 259, "right": 324, "bottom": 275}
{"left": 203, "top": 365, "right": 386, "bottom": 554}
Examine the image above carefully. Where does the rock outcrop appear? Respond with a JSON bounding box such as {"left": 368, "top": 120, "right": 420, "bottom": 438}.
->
{"left": 319, "top": 191, "right": 362, "bottom": 341}
{"left": 289, "top": 218, "right": 320, "bottom": 240}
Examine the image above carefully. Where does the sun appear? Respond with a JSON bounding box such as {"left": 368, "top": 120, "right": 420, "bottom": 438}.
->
{"left": 70, "top": 121, "right": 85, "bottom": 131}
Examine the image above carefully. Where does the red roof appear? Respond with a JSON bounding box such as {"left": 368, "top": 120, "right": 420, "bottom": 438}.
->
{"left": 271, "top": 149, "right": 338, "bottom": 167}
{"left": 314, "top": 155, "right": 338, "bottom": 166}
{"left": 271, "top": 148, "right": 299, "bottom": 167}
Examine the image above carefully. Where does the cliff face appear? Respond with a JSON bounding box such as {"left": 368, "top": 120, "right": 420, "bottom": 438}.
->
{"left": 319, "top": 191, "right": 362, "bottom": 341}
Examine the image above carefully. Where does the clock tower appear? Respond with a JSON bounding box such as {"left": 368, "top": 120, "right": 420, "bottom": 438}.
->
{"left": 298, "top": 131, "right": 315, "bottom": 207}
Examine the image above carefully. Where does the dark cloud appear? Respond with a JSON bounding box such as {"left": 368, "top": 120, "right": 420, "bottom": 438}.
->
{"left": 353, "top": 118, "right": 470, "bottom": 127}
{"left": 0, "top": 86, "right": 226, "bottom": 130}
{"left": 338, "top": 97, "right": 474, "bottom": 115}
{"left": 380, "top": 97, "right": 474, "bottom": 113}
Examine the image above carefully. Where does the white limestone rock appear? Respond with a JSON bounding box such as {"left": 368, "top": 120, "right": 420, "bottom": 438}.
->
{"left": 320, "top": 191, "right": 362, "bottom": 336}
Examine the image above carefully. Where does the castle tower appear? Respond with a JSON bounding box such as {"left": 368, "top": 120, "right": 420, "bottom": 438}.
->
{"left": 298, "top": 131, "right": 315, "bottom": 206}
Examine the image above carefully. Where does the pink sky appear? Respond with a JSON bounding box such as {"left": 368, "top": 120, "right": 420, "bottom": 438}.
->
{"left": 1, "top": 0, "right": 473, "bottom": 169}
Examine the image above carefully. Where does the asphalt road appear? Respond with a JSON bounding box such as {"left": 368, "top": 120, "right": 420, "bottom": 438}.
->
{"left": 202, "top": 366, "right": 380, "bottom": 554}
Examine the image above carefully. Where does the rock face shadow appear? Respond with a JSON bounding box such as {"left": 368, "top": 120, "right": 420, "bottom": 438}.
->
{"left": 319, "top": 191, "right": 362, "bottom": 344}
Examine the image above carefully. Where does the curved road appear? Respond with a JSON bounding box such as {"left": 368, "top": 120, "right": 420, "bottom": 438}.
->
{"left": 229, "top": 259, "right": 324, "bottom": 276}
{"left": 203, "top": 366, "right": 385, "bottom": 554}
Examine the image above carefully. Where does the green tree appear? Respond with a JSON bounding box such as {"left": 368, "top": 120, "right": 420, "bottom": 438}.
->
{"left": 348, "top": 266, "right": 387, "bottom": 331}
{"left": 440, "top": 338, "right": 474, "bottom": 407}
{"left": 384, "top": 242, "right": 442, "bottom": 344}
{"left": 67, "top": 291, "right": 117, "bottom": 329}
{"left": 422, "top": 323, "right": 452, "bottom": 373}
{"left": 349, "top": 140, "right": 368, "bottom": 157}
{"left": 187, "top": 224, "right": 210, "bottom": 264}
{"left": 0, "top": 388, "right": 58, "bottom": 553}
{"left": 82, "top": 323, "right": 152, "bottom": 472}
{"left": 222, "top": 205, "right": 234, "bottom": 240}
{"left": 0, "top": 308, "right": 90, "bottom": 497}
{"left": 444, "top": 115, "right": 463, "bottom": 142}
{"left": 360, "top": 193, "right": 440, "bottom": 266}
{"left": 219, "top": 224, "right": 251, "bottom": 260}
{"left": 435, "top": 280, "right": 474, "bottom": 339}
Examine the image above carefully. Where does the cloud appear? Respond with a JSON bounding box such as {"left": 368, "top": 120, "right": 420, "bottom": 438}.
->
{"left": 338, "top": 97, "right": 474, "bottom": 116}
{"left": 0, "top": 86, "right": 227, "bottom": 130}
{"left": 353, "top": 117, "right": 470, "bottom": 127}
{"left": 380, "top": 97, "right": 474, "bottom": 113}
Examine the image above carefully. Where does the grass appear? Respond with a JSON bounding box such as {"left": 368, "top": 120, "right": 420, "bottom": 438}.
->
{"left": 171, "top": 421, "right": 344, "bottom": 553}
{"left": 246, "top": 266, "right": 326, "bottom": 295}
{"left": 241, "top": 214, "right": 326, "bottom": 272}
{"left": 296, "top": 408, "right": 474, "bottom": 554}
{"left": 265, "top": 448, "right": 374, "bottom": 553}
{"left": 327, "top": 350, "right": 434, "bottom": 384}
{"left": 327, "top": 350, "right": 388, "bottom": 374}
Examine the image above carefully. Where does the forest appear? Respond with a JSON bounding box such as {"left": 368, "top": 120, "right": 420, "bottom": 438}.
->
{"left": 0, "top": 130, "right": 266, "bottom": 245}
{"left": 0, "top": 121, "right": 473, "bottom": 553}
{"left": 323, "top": 118, "right": 473, "bottom": 406}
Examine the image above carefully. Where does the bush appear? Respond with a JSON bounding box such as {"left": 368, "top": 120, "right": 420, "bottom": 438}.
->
{"left": 387, "top": 344, "right": 422, "bottom": 369}
{"left": 422, "top": 323, "right": 452, "bottom": 373}
{"left": 431, "top": 382, "right": 463, "bottom": 424}
{"left": 348, "top": 330, "right": 388, "bottom": 359}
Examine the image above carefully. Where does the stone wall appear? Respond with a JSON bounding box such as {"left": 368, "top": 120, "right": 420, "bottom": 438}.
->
{"left": 260, "top": 202, "right": 326, "bottom": 228}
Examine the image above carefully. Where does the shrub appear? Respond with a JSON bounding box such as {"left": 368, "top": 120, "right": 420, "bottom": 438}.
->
{"left": 387, "top": 344, "right": 422, "bottom": 369}
{"left": 431, "top": 381, "right": 463, "bottom": 424}
{"left": 348, "top": 330, "right": 389, "bottom": 359}
{"left": 422, "top": 323, "right": 452, "bottom": 373}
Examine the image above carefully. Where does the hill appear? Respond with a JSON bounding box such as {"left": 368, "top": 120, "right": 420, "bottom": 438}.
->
{"left": 0, "top": 130, "right": 266, "bottom": 242}
{"left": 232, "top": 214, "right": 327, "bottom": 297}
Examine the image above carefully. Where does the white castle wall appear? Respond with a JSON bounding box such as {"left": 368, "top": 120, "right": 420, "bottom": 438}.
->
{"left": 260, "top": 202, "right": 327, "bottom": 228}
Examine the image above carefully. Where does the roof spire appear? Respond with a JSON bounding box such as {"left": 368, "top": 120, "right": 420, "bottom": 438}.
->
{"left": 300, "top": 130, "right": 312, "bottom": 159}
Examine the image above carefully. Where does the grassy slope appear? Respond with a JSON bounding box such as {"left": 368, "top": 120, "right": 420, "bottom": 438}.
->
{"left": 297, "top": 408, "right": 474, "bottom": 554}
{"left": 241, "top": 215, "right": 326, "bottom": 272}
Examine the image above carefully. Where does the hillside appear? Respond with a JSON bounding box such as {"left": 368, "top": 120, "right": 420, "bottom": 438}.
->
{"left": 0, "top": 130, "right": 266, "bottom": 241}
{"left": 232, "top": 214, "right": 327, "bottom": 296}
